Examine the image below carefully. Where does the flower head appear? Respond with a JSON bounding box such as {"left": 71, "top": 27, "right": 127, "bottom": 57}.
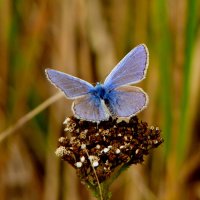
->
{"left": 55, "top": 116, "right": 163, "bottom": 185}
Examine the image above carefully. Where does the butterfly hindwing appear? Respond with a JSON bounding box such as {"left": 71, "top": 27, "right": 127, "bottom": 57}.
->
{"left": 72, "top": 94, "right": 110, "bottom": 121}
{"left": 105, "top": 86, "right": 148, "bottom": 117}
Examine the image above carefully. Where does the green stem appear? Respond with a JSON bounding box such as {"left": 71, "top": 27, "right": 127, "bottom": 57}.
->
{"left": 86, "top": 181, "right": 111, "bottom": 200}
{"left": 107, "top": 163, "right": 130, "bottom": 186}
{"left": 86, "top": 162, "right": 132, "bottom": 200}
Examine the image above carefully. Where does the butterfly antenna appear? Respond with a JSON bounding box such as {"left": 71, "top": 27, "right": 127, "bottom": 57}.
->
{"left": 85, "top": 149, "right": 103, "bottom": 200}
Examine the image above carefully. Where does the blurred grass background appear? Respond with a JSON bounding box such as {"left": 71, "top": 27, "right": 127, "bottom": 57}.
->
{"left": 0, "top": 0, "right": 200, "bottom": 199}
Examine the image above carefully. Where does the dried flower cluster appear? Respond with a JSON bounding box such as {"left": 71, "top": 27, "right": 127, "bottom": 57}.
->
{"left": 55, "top": 116, "right": 163, "bottom": 185}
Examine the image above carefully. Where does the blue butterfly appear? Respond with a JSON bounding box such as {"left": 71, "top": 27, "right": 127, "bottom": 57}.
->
{"left": 45, "top": 44, "right": 149, "bottom": 122}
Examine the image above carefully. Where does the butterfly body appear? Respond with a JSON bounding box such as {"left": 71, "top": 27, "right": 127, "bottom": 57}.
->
{"left": 46, "top": 44, "right": 149, "bottom": 122}
{"left": 89, "top": 83, "right": 108, "bottom": 99}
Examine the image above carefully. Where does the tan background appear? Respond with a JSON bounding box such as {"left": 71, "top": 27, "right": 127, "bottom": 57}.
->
{"left": 0, "top": 0, "right": 200, "bottom": 199}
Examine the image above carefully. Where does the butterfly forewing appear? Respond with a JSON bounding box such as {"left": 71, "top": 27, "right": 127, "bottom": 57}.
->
{"left": 72, "top": 94, "right": 110, "bottom": 121}
{"left": 104, "top": 44, "right": 148, "bottom": 90}
{"left": 45, "top": 69, "right": 93, "bottom": 99}
{"left": 105, "top": 86, "right": 148, "bottom": 117}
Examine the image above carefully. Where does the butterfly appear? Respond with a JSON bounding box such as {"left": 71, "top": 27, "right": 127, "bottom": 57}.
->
{"left": 45, "top": 44, "right": 149, "bottom": 122}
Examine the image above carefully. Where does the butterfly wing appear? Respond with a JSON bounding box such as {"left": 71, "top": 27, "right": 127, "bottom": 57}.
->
{"left": 72, "top": 94, "right": 110, "bottom": 121}
{"left": 45, "top": 69, "right": 93, "bottom": 99}
{"left": 105, "top": 86, "right": 148, "bottom": 117}
{"left": 104, "top": 44, "right": 148, "bottom": 90}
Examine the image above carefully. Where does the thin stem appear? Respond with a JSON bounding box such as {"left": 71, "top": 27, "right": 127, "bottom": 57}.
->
{"left": 85, "top": 149, "right": 103, "bottom": 200}
{"left": 0, "top": 92, "right": 63, "bottom": 143}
